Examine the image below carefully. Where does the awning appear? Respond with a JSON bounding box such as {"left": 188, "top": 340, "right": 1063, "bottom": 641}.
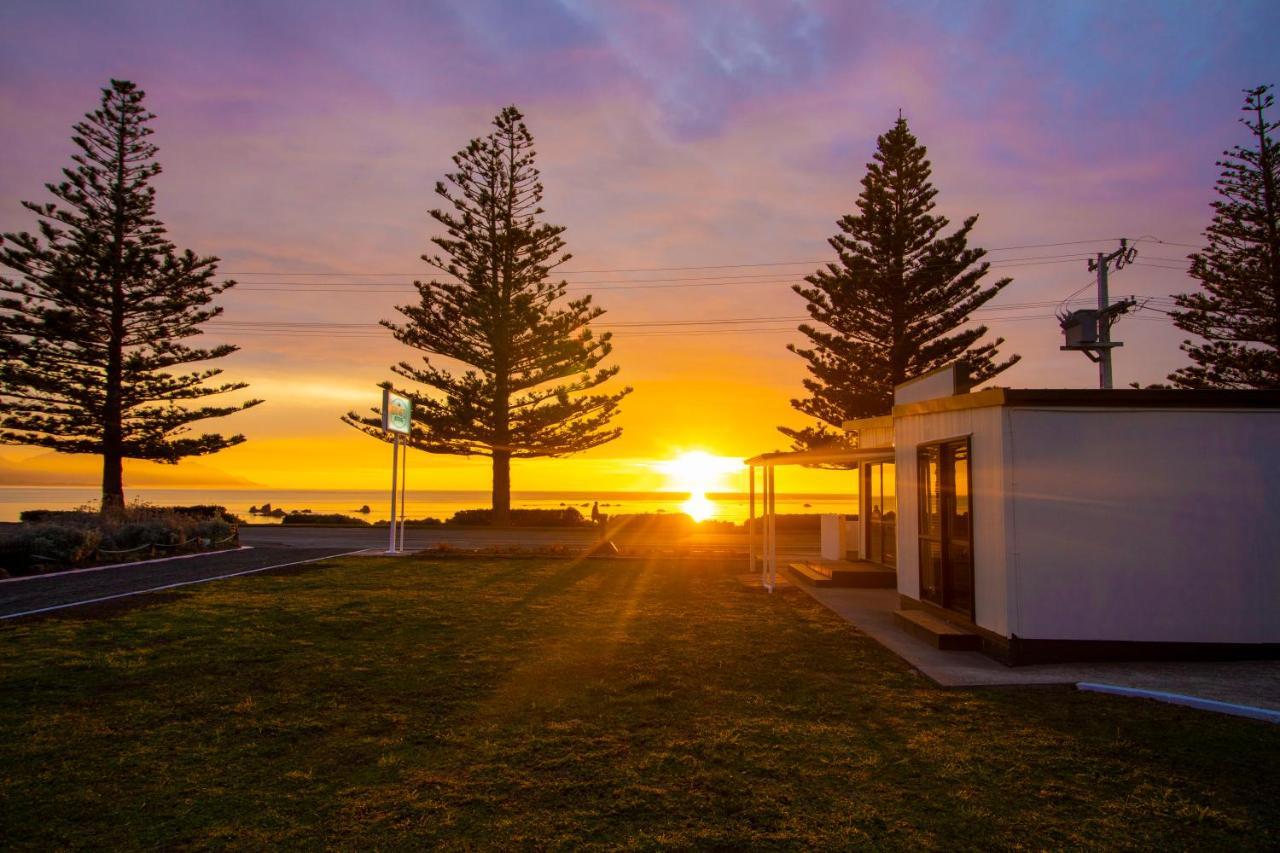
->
{"left": 745, "top": 446, "right": 894, "bottom": 466}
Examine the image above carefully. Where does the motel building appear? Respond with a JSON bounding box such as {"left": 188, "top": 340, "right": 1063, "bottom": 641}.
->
{"left": 747, "top": 364, "right": 1280, "bottom": 665}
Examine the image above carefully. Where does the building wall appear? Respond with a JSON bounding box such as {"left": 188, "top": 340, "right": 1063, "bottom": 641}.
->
{"left": 893, "top": 405, "right": 1011, "bottom": 636}
{"left": 1006, "top": 408, "right": 1280, "bottom": 643}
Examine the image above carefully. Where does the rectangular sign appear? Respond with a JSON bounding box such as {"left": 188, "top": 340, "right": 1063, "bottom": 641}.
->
{"left": 381, "top": 389, "right": 412, "bottom": 435}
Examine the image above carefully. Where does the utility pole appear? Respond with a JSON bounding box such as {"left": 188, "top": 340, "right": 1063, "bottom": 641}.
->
{"left": 1060, "top": 239, "right": 1138, "bottom": 389}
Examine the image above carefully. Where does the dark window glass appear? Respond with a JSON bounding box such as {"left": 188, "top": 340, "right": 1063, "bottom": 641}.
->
{"left": 917, "top": 439, "right": 973, "bottom": 618}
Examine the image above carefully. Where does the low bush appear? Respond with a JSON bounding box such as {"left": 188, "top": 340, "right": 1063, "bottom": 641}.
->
{"left": 0, "top": 503, "right": 240, "bottom": 576}
{"left": 372, "top": 517, "right": 444, "bottom": 528}
{"left": 448, "top": 507, "right": 589, "bottom": 527}
{"left": 17, "top": 509, "right": 98, "bottom": 526}
{"left": 280, "top": 513, "right": 369, "bottom": 526}
{"left": 102, "top": 520, "right": 183, "bottom": 553}
{"left": 0, "top": 523, "right": 102, "bottom": 575}
{"left": 193, "top": 517, "right": 236, "bottom": 544}
{"left": 166, "top": 504, "right": 243, "bottom": 524}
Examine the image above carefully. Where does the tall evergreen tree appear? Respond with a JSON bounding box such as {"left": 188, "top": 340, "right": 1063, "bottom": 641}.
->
{"left": 0, "top": 80, "right": 261, "bottom": 511}
{"left": 781, "top": 116, "right": 1019, "bottom": 451}
{"left": 1168, "top": 84, "right": 1280, "bottom": 389}
{"left": 344, "top": 106, "right": 630, "bottom": 523}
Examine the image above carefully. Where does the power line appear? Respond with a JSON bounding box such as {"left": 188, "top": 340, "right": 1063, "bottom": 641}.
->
{"left": 220, "top": 239, "right": 1128, "bottom": 278}
{"left": 227, "top": 256, "right": 1105, "bottom": 295}
{"left": 207, "top": 297, "right": 1147, "bottom": 335}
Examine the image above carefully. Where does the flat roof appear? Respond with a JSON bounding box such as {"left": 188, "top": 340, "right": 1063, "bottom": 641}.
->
{"left": 841, "top": 414, "right": 893, "bottom": 432}
{"left": 893, "top": 387, "right": 1280, "bottom": 418}
{"left": 745, "top": 446, "right": 895, "bottom": 466}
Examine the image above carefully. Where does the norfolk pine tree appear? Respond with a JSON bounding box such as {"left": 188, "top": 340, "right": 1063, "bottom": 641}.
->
{"left": 781, "top": 116, "right": 1019, "bottom": 452}
{"left": 0, "top": 80, "right": 261, "bottom": 511}
{"left": 344, "top": 107, "right": 630, "bottom": 523}
{"left": 1168, "top": 85, "right": 1280, "bottom": 389}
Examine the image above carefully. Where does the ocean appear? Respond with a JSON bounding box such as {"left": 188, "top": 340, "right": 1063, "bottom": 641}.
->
{"left": 0, "top": 487, "right": 856, "bottom": 524}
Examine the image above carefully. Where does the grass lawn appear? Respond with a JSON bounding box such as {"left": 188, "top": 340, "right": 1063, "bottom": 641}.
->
{"left": 2, "top": 556, "right": 1278, "bottom": 849}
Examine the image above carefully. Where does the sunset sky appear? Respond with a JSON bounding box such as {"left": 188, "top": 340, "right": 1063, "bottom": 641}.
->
{"left": 1, "top": 0, "right": 1277, "bottom": 493}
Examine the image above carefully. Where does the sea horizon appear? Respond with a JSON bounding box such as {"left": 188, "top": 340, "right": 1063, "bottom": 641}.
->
{"left": 0, "top": 486, "right": 857, "bottom": 524}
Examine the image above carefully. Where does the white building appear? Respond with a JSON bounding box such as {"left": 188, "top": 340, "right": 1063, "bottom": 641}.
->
{"left": 750, "top": 364, "right": 1280, "bottom": 664}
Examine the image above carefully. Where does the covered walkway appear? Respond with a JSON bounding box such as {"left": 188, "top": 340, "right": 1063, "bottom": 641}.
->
{"left": 744, "top": 445, "right": 891, "bottom": 592}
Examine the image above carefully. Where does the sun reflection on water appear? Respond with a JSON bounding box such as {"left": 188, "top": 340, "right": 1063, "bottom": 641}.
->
{"left": 680, "top": 491, "right": 715, "bottom": 522}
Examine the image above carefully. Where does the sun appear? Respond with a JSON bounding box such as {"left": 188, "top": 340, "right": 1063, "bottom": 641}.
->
{"left": 656, "top": 450, "right": 741, "bottom": 493}
{"left": 655, "top": 451, "right": 742, "bottom": 522}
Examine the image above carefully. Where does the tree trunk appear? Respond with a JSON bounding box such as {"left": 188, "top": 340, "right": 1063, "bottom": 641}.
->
{"left": 491, "top": 449, "right": 511, "bottom": 525}
{"left": 101, "top": 448, "right": 124, "bottom": 514}
{"left": 102, "top": 103, "right": 128, "bottom": 515}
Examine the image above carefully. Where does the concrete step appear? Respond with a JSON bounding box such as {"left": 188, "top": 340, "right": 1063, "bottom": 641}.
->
{"left": 893, "top": 608, "right": 982, "bottom": 651}
{"left": 827, "top": 565, "right": 897, "bottom": 589}
{"left": 785, "top": 562, "right": 834, "bottom": 587}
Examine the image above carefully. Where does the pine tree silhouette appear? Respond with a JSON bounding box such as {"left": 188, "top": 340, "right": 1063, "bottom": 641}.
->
{"left": 781, "top": 116, "right": 1018, "bottom": 453}
{"left": 1169, "top": 85, "right": 1280, "bottom": 389}
{"left": 0, "top": 80, "right": 262, "bottom": 511}
{"left": 344, "top": 106, "right": 630, "bottom": 523}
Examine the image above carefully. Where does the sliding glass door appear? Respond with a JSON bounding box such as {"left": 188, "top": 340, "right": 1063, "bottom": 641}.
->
{"left": 917, "top": 439, "right": 973, "bottom": 618}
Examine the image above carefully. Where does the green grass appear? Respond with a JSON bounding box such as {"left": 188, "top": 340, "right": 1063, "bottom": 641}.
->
{"left": 2, "top": 556, "right": 1277, "bottom": 850}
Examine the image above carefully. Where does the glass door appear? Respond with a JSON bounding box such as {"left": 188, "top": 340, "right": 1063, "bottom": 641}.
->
{"left": 917, "top": 439, "right": 973, "bottom": 618}
{"left": 864, "top": 460, "right": 897, "bottom": 568}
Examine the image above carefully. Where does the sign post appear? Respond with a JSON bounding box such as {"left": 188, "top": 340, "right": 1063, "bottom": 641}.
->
{"left": 381, "top": 389, "right": 412, "bottom": 554}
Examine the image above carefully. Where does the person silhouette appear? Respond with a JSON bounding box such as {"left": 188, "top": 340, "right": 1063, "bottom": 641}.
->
{"left": 591, "top": 501, "right": 601, "bottom": 524}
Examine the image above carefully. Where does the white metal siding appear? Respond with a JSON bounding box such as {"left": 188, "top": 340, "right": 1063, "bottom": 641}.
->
{"left": 860, "top": 425, "right": 894, "bottom": 448}
{"left": 1007, "top": 408, "right": 1280, "bottom": 643}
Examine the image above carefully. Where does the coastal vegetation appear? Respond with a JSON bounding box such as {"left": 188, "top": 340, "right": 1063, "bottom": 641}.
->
{"left": 0, "top": 504, "right": 238, "bottom": 576}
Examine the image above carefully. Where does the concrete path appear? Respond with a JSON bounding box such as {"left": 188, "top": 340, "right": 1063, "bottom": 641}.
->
{"left": 0, "top": 546, "right": 357, "bottom": 620}
{"left": 801, "top": 585, "right": 1280, "bottom": 714}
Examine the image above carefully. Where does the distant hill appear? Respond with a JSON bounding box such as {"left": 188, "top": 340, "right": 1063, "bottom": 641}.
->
{"left": 0, "top": 451, "right": 258, "bottom": 487}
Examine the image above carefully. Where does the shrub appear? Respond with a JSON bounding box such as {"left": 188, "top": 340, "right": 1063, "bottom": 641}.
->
{"left": 17, "top": 509, "right": 98, "bottom": 526}
{"left": 166, "top": 504, "right": 242, "bottom": 524}
{"left": 103, "top": 520, "right": 184, "bottom": 553}
{"left": 0, "top": 524, "right": 102, "bottom": 576}
{"left": 280, "top": 513, "right": 369, "bottom": 526}
{"left": 193, "top": 518, "right": 236, "bottom": 545}
{"left": 448, "top": 507, "right": 589, "bottom": 527}
{"left": 373, "top": 517, "right": 444, "bottom": 528}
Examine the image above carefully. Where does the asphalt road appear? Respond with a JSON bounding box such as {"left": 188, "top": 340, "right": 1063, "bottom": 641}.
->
{"left": 0, "top": 525, "right": 819, "bottom": 621}
{"left": 0, "top": 546, "right": 358, "bottom": 620}
{"left": 237, "top": 524, "right": 817, "bottom": 552}
{"left": 238, "top": 525, "right": 601, "bottom": 550}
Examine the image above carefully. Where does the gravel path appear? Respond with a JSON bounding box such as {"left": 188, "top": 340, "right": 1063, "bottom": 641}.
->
{"left": 0, "top": 546, "right": 359, "bottom": 620}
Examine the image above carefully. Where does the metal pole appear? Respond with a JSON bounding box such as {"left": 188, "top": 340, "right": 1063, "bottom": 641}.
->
{"left": 762, "top": 466, "right": 773, "bottom": 591}
{"left": 747, "top": 461, "right": 752, "bottom": 573}
{"left": 762, "top": 465, "right": 770, "bottom": 588}
{"left": 1097, "top": 251, "right": 1112, "bottom": 390}
{"left": 398, "top": 439, "right": 408, "bottom": 552}
{"left": 388, "top": 433, "right": 399, "bottom": 554}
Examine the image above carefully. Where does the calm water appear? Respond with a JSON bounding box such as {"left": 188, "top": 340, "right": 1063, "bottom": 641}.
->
{"left": 0, "top": 487, "right": 856, "bottom": 524}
